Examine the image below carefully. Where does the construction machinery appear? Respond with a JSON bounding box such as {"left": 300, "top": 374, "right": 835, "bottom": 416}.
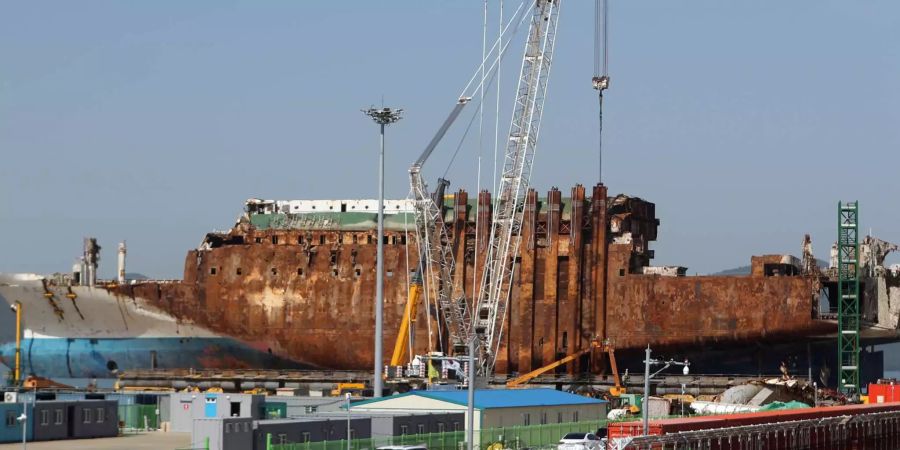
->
{"left": 505, "top": 339, "right": 624, "bottom": 396}
{"left": 390, "top": 0, "right": 537, "bottom": 368}
{"left": 389, "top": 273, "right": 423, "bottom": 366}
{"left": 330, "top": 383, "right": 366, "bottom": 397}
{"left": 472, "top": 0, "right": 561, "bottom": 376}
{"left": 393, "top": 0, "right": 609, "bottom": 380}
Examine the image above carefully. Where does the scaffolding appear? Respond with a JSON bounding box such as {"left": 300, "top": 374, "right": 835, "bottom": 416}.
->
{"left": 838, "top": 201, "right": 860, "bottom": 397}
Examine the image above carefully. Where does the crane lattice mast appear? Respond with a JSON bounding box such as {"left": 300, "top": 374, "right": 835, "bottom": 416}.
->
{"left": 408, "top": 100, "right": 474, "bottom": 352}
{"left": 474, "top": 0, "right": 562, "bottom": 375}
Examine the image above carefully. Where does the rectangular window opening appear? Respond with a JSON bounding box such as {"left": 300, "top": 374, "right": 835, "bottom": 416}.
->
{"left": 400, "top": 425, "right": 408, "bottom": 435}
{"left": 271, "top": 268, "right": 278, "bottom": 276}
{"left": 96, "top": 408, "right": 104, "bottom": 423}
{"left": 83, "top": 408, "right": 92, "bottom": 424}
{"left": 41, "top": 410, "right": 49, "bottom": 426}
{"left": 320, "top": 235, "right": 326, "bottom": 245}
{"left": 298, "top": 268, "right": 304, "bottom": 276}
{"left": 210, "top": 267, "right": 217, "bottom": 275}
{"left": 271, "top": 236, "right": 279, "bottom": 245}
{"left": 236, "top": 268, "right": 242, "bottom": 275}
{"left": 302, "top": 432, "right": 311, "bottom": 442}
{"left": 54, "top": 409, "right": 62, "bottom": 425}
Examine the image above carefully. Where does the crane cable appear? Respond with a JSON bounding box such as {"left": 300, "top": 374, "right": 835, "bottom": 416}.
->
{"left": 594, "top": 0, "right": 609, "bottom": 183}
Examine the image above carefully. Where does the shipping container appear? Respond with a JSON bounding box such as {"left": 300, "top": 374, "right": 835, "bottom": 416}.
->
{"left": 69, "top": 400, "right": 118, "bottom": 439}
{"left": 0, "top": 403, "right": 33, "bottom": 444}
{"left": 868, "top": 383, "right": 900, "bottom": 403}
{"left": 31, "top": 401, "right": 70, "bottom": 441}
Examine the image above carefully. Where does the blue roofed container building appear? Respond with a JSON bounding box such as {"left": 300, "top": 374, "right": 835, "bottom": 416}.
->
{"left": 350, "top": 388, "right": 607, "bottom": 446}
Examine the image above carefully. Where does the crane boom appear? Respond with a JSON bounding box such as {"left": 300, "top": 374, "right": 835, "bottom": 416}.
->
{"left": 505, "top": 340, "right": 622, "bottom": 392}
{"left": 407, "top": 99, "right": 474, "bottom": 354}
{"left": 474, "top": 0, "right": 561, "bottom": 375}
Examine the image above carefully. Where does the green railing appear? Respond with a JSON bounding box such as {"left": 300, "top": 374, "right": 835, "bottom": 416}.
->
{"left": 480, "top": 419, "right": 606, "bottom": 449}
{"left": 269, "top": 420, "right": 606, "bottom": 450}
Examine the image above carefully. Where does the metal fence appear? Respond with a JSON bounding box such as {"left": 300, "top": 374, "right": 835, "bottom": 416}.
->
{"left": 118, "top": 404, "right": 160, "bottom": 431}
{"left": 607, "top": 410, "right": 900, "bottom": 450}
{"left": 268, "top": 420, "right": 606, "bottom": 450}
{"left": 480, "top": 419, "right": 607, "bottom": 449}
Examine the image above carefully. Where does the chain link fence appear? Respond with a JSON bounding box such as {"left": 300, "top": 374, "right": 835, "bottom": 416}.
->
{"left": 268, "top": 419, "right": 607, "bottom": 450}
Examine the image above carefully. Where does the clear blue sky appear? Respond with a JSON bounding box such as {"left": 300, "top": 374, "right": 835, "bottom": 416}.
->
{"left": 1, "top": 1, "right": 898, "bottom": 279}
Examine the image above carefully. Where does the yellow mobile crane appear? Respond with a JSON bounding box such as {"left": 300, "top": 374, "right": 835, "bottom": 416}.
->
{"left": 390, "top": 273, "right": 423, "bottom": 366}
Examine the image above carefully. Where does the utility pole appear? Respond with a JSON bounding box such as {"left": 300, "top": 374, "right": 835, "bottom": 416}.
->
{"left": 346, "top": 393, "right": 351, "bottom": 450}
{"left": 363, "top": 107, "right": 403, "bottom": 398}
{"left": 641, "top": 346, "right": 690, "bottom": 436}
{"left": 642, "top": 346, "right": 651, "bottom": 436}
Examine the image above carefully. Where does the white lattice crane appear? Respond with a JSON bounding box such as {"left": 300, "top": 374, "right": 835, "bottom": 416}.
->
{"left": 473, "top": 0, "right": 562, "bottom": 375}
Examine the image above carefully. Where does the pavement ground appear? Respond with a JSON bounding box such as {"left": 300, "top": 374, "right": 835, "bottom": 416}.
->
{"left": 0, "top": 432, "right": 193, "bottom": 449}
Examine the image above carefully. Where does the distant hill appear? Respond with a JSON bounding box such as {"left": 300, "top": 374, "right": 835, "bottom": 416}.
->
{"left": 125, "top": 273, "right": 150, "bottom": 280}
{"left": 711, "top": 259, "right": 828, "bottom": 276}
{"left": 712, "top": 265, "right": 752, "bottom": 276}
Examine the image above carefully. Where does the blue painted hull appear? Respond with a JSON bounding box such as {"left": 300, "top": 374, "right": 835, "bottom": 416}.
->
{"left": 0, "top": 337, "right": 308, "bottom": 379}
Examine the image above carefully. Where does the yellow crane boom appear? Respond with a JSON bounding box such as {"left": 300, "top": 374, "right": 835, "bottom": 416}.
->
{"left": 506, "top": 339, "right": 623, "bottom": 395}
{"left": 390, "top": 281, "right": 422, "bottom": 366}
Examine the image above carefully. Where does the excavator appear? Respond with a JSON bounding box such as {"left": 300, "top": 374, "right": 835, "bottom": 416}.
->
{"left": 506, "top": 339, "right": 641, "bottom": 415}
{"left": 506, "top": 339, "right": 625, "bottom": 395}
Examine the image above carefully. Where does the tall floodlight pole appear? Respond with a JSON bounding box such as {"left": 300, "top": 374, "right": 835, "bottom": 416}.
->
{"left": 363, "top": 107, "right": 403, "bottom": 398}
{"left": 467, "top": 337, "right": 477, "bottom": 450}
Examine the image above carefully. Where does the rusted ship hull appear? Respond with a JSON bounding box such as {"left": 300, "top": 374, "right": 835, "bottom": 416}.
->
{"left": 3, "top": 183, "right": 897, "bottom": 380}
{"left": 114, "top": 184, "right": 857, "bottom": 375}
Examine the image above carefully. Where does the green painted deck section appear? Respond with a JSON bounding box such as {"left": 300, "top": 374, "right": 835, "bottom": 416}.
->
{"left": 250, "top": 211, "right": 417, "bottom": 231}
{"left": 250, "top": 195, "right": 586, "bottom": 231}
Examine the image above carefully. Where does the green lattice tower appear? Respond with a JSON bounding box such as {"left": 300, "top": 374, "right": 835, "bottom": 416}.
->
{"left": 838, "top": 201, "right": 860, "bottom": 397}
